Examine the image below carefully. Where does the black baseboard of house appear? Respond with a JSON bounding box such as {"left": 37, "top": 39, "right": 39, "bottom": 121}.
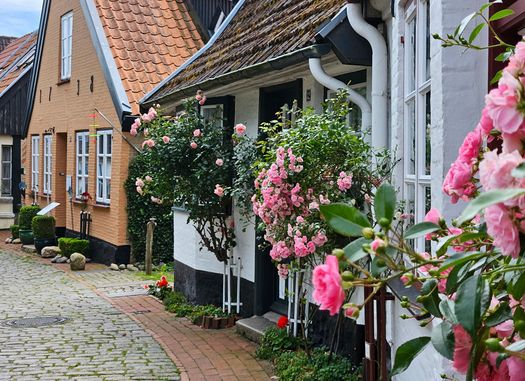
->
{"left": 173, "top": 258, "right": 255, "bottom": 318}
{"left": 64, "top": 228, "right": 130, "bottom": 265}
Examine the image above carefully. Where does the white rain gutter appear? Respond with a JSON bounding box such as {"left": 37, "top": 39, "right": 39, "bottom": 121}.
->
{"left": 308, "top": 57, "right": 372, "bottom": 133}
{"left": 346, "top": 2, "right": 388, "bottom": 150}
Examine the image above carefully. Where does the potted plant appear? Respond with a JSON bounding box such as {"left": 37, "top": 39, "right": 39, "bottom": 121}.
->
{"left": 32, "top": 215, "right": 56, "bottom": 254}
{"left": 18, "top": 205, "right": 40, "bottom": 245}
{"left": 10, "top": 224, "right": 19, "bottom": 240}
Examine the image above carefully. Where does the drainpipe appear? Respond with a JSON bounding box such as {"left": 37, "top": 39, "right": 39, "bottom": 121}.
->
{"left": 346, "top": 1, "right": 388, "bottom": 150}
{"left": 308, "top": 57, "right": 372, "bottom": 134}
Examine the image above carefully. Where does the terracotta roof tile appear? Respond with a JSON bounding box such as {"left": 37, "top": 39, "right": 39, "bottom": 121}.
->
{"left": 0, "top": 36, "right": 16, "bottom": 54}
{"left": 0, "top": 32, "right": 37, "bottom": 94}
{"left": 94, "top": 0, "right": 204, "bottom": 113}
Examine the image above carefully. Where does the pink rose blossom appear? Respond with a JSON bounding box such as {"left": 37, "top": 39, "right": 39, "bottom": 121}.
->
{"left": 485, "top": 75, "right": 524, "bottom": 136}
{"left": 145, "top": 176, "right": 152, "bottom": 182}
{"left": 453, "top": 325, "right": 472, "bottom": 374}
{"left": 234, "top": 123, "right": 247, "bottom": 136}
{"left": 141, "top": 113, "right": 152, "bottom": 123}
{"left": 337, "top": 171, "right": 353, "bottom": 191}
{"left": 370, "top": 238, "right": 385, "bottom": 253}
{"left": 136, "top": 186, "right": 143, "bottom": 195}
{"left": 312, "top": 255, "right": 345, "bottom": 316}
{"left": 162, "top": 136, "right": 170, "bottom": 144}
{"left": 190, "top": 142, "right": 198, "bottom": 149}
{"left": 134, "top": 118, "right": 141, "bottom": 127}
{"left": 147, "top": 107, "right": 157, "bottom": 120}
{"left": 400, "top": 274, "right": 410, "bottom": 286}
{"left": 130, "top": 127, "right": 138, "bottom": 136}
{"left": 479, "top": 150, "right": 525, "bottom": 191}
{"left": 442, "top": 159, "right": 476, "bottom": 203}
{"left": 193, "top": 129, "right": 201, "bottom": 137}
{"left": 485, "top": 203, "right": 520, "bottom": 258}
{"left": 214, "top": 184, "right": 224, "bottom": 197}
{"left": 215, "top": 159, "right": 224, "bottom": 166}
{"left": 458, "top": 127, "right": 482, "bottom": 164}
{"left": 344, "top": 306, "right": 359, "bottom": 319}
{"left": 479, "top": 108, "right": 493, "bottom": 137}
{"left": 135, "top": 178, "right": 145, "bottom": 187}
{"left": 277, "top": 264, "right": 289, "bottom": 279}
{"left": 424, "top": 208, "right": 441, "bottom": 225}
{"left": 199, "top": 97, "right": 207, "bottom": 106}
{"left": 142, "top": 139, "right": 155, "bottom": 148}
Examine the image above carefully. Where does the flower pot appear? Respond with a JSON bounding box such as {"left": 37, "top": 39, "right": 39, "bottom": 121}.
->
{"left": 19, "top": 229, "right": 34, "bottom": 245}
{"left": 34, "top": 237, "right": 57, "bottom": 255}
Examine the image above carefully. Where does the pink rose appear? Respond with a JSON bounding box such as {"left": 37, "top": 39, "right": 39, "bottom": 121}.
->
{"left": 135, "top": 178, "right": 145, "bottom": 188}
{"left": 141, "top": 113, "right": 152, "bottom": 123}
{"left": 190, "top": 142, "right": 198, "bottom": 149}
{"left": 312, "top": 255, "right": 345, "bottom": 316}
{"left": 485, "top": 203, "right": 520, "bottom": 258}
{"left": 134, "top": 118, "right": 141, "bottom": 127}
{"left": 453, "top": 325, "right": 472, "bottom": 374}
{"left": 424, "top": 208, "right": 441, "bottom": 225}
{"left": 215, "top": 158, "right": 224, "bottom": 166}
{"left": 400, "top": 274, "right": 410, "bottom": 286}
{"left": 234, "top": 123, "right": 247, "bottom": 136}
{"left": 442, "top": 160, "right": 476, "bottom": 203}
{"left": 151, "top": 196, "right": 161, "bottom": 204}
{"left": 479, "top": 150, "right": 525, "bottom": 196}
{"left": 337, "top": 171, "right": 353, "bottom": 191}
{"left": 148, "top": 107, "right": 157, "bottom": 119}
{"left": 130, "top": 127, "right": 138, "bottom": 136}
{"left": 142, "top": 139, "right": 155, "bottom": 148}
{"left": 136, "top": 186, "right": 143, "bottom": 195}
{"left": 344, "top": 306, "right": 359, "bottom": 319}
{"left": 145, "top": 176, "right": 152, "bottom": 182}
{"left": 214, "top": 184, "right": 224, "bottom": 197}
{"left": 458, "top": 127, "right": 482, "bottom": 164}
{"left": 485, "top": 74, "right": 524, "bottom": 136}
{"left": 199, "top": 96, "right": 207, "bottom": 106}
{"left": 193, "top": 129, "right": 201, "bottom": 137}
{"left": 370, "top": 238, "right": 385, "bottom": 253}
{"left": 162, "top": 136, "right": 170, "bottom": 144}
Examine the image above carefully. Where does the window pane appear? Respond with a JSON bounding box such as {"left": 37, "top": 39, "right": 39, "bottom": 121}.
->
{"left": 407, "top": 17, "right": 416, "bottom": 93}
{"left": 425, "top": 91, "right": 431, "bottom": 175}
{"left": 405, "top": 183, "right": 416, "bottom": 227}
{"left": 107, "top": 133, "right": 112, "bottom": 154}
{"left": 425, "top": 2, "right": 431, "bottom": 80}
{"left": 406, "top": 99, "right": 416, "bottom": 175}
{"left": 98, "top": 178, "right": 103, "bottom": 196}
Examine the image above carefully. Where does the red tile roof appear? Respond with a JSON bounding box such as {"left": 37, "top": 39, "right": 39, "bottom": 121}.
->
{"left": 94, "top": 0, "right": 204, "bottom": 113}
{"left": 0, "top": 33, "right": 37, "bottom": 94}
{"left": 0, "top": 36, "right": 16, "bottom": 53}
{"left": 144, "top": 0, "right": 342, "bottom": 103}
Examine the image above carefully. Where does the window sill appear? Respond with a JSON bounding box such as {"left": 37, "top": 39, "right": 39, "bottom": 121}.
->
{"left": 93, "top": 202, "right": 110, "bottom": 209}
{"left": 57, "top": 78, "right": 70, "bottom": 86}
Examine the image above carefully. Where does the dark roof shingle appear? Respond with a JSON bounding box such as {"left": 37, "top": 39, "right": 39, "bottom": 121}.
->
{"left": 0, "top": 36, "right": 16, "bottom": 53}
{"left": 146, "top": 0, "right": 342, "bottom": 103}
{"left": 0, "top": 33, "right": 37, "bottom": 94}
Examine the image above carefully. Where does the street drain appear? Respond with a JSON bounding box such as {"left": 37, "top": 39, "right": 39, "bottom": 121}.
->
{"left": 1, "top": 316, "right": 70, "bottom": 328}
{"left": 132, "top": 309, "right": 151, "bottom": 315}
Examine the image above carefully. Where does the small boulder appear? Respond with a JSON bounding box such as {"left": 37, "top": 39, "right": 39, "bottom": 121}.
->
{"left": 126, "top": 264, "right": 139, "bottom": 272}
{"left": 51, "top": 255, "right": 61, "bottom": 263}
{"left": 118, "top": 264, "right": 126, "bottom": 270}
{"left": 56, "top": 256, "right": 68, "bottom": 264}
{"left": 12, "top": 238, "right": 21, "bottom": 244}
{"left": 5, "top": 238, "right": 12, "bottom": 244}
{"left": 110, "top": 263, "right": 119, "bottom": 271}
{"left": 70, "top": 253, "right": 86, "bottom": 271}
{"left": 41, "top": 246, "right": 61, "bottom": 258}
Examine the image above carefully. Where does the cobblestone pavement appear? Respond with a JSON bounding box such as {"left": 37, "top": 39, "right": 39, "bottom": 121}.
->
{"left": 0, "top": 249, "right": 180, "bottom": 381}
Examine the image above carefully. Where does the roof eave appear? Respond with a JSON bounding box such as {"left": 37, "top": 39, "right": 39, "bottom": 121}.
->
{"left": 80, "top": 0, "right": 132, "bottom": 122}
{"left": 0, "top": 64, "right": 33, "bottom": 100}
{"left": 142, "top": 43, "right": 332, "bottom": 107}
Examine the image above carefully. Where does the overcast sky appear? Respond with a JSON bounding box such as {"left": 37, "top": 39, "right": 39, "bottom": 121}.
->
{"left": 0, "top": 0, "right": 43, "bottom": 37}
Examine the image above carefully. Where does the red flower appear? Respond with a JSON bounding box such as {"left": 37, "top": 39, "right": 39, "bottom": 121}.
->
{"left": 277, "top": 316, "right": 288, "bottom": 329}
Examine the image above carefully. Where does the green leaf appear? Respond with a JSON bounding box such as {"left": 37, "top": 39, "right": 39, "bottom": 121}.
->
{"left": 457, "top": 189, "right": 525, "bottom": 225}
{"left": 446, "top": 261, "right": 471, "bottom": 294}
{"left": 490, "top": 69, "right": 503, "bottom": 85}
{"left": 506, "top": 340, "right": 525, "bottom": 352}
{"left": 454, "top": 12, "right": 476, "bottom": 37}
{"left": 439, "top": 251, "right": 485, "bottom": 272}
{"left": 469, "top": 23, "right": 485, "bottom": 43}
{"left": 489, "top": 9, "right": 514, "bottom": 22}
{"left": 439, "top": 299, "right": 458, "bottom": 324}
{"left": 320, "top": 203, "right": 371, "bottom": 237}
{"left": 512, "top": 163, "right": 525, "bottom": 178}
{"left": 371, "top": 256, "right": 388, "bottom": 277}
{"left": 421, "top": 279, "right": 443, "bottom": 318}
{"left": 391, "top": 337, "right": 431, "bottom": 376}
{"left": 431, "top": 321, "right": 455, "bottom": 360}
{"left": 374, "top": 184, "right": 396, "bottom": 222}
{"left": 485, "top": 303, "right": 512, "bottom": 327}
{"left": 404, "top": 222, "right": 440, "bottom": 240}
{"left": 510, "top": 272, "right": 525, "bottom": 300}
{"left": 455, "top": 275, "right": 491, "bottom": 336}
{"left": 343, "top": 237, "right": 371, "bottom": 262}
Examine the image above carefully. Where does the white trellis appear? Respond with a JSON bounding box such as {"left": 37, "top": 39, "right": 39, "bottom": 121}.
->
{"left": 222, "top": 255, "right": 243, "bottom": 314}
{"left": 287, "top": 269, "right": 311, "bottom": 337}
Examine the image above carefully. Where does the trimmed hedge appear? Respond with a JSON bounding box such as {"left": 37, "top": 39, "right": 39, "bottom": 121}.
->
{"left": 32, "top": 215, "right": 56, "bottom": 239}
{"left": 125, "top": 154, "right": 173, "bottom": 263}
{"left": 10, "top": 224, "right": 19, "bottom": 239}
{"left": 58, "top": 237, "right": 89, "bottom": 258}
{"left": 19, "top": 205, "right": 40, "bottom": 229}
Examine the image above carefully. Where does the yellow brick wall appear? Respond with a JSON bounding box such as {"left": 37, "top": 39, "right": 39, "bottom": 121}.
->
{"left": 22, "top": 0, "right": 132, "bottom": 247}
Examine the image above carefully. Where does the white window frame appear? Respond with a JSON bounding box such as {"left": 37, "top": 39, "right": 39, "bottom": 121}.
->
{"left": 76, "top": 131, "right": 89, "bottom": 198}
{"left": 31, "top": 135, "right": 40, "bottom": 192}
{"left": 327, "top": 83, "right": 367, "bottom": 128}
{"left": 43, "top": 135, "right": 52, "bottom": 195}
{"left": 1, "top": 145, "right": 12, "bottom": 197}
{"left": 200, "top": 104, "right": 224, "bottom": 127}
{"left": 403, "top": 0, "right": 432, "bottom": 251}
{"left": 60, "top": 12, "right": 73, "bottom": 80}
{"left": 96, "top": 130, "right": 112, "bottom": 204}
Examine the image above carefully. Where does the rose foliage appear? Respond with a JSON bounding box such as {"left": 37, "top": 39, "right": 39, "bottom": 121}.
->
{"left": 312, "top": 38, "right": 525, "bottom": 380}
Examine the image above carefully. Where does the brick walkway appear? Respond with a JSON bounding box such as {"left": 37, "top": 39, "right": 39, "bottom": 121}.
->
{"left": 0, "top": 231, "right": 273, "bottom": 381}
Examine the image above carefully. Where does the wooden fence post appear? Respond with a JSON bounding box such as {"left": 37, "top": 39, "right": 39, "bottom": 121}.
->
{"left": 145, "top": 217, "right": 156, "bottom": 275}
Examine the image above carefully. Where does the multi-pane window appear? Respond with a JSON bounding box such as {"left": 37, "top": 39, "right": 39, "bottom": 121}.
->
{"left": 96, "top": 130, "right": 112, "bottom": 204}
{"left": 404, "top": 0, "right": 431, "bottom": 250}
{"left": 43, "top": 135, "right": 52, "bottom": 195}
{"left": 1, "top": 146, "right": 12, "bottom": 197}
{"left": 327, "top": 85, "right": 367, "bottom": 128}
{"left": 200, "top": 104, "right": 223, "bottom": 127}
{"left": 31, "top": 135, "right": 40, "bottom": 192}
{"left": 60, "top": 12, "right": 73, "bottom": 80}
{"left": 76, "top": 132, "right": 89, "bottom": 197}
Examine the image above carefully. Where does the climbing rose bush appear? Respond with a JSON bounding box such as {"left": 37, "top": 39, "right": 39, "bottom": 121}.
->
{"left": 312, "top": 39, "right": 525, "bottom": 380}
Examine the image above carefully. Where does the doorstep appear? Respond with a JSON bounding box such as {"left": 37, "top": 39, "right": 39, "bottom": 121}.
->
{"left": 236, "top": 311, "right": 281, "bottom": 343}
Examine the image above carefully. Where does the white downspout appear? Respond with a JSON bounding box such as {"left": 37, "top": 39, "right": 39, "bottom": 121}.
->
{"left": 308, "top": 57, "right": 372, "bottom": 134}
{"left": 346, "top": 2, "right": 388, "bottom": 150}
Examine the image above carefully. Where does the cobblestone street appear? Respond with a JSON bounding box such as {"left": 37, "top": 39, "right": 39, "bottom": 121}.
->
{"left": 0, "top": 249, "right": 179, "bottom": 381}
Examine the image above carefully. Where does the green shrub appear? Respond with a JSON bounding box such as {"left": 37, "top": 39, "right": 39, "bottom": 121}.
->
{"left": 31, "top": 215, "right": 56, "bottom": 239}
{"left": 125, "top": 154, "right": 173, "bottom": 263}
{"left": 256, "top": 327, "right": 300, "bottom": 360}
{"left": 58, "top": 237, "right": 89, "bottom": 258}
{"left": 163, "top": 291, "right": 187, "bottom": 307}
{"left": 274, "top": 348, "right": 360, "bottom": 381}
{"left": 10, "top": 224, "right": 19, "bottom": 239}
{"left": 19, "top": 205, "right": 40, "bottom": 229}
{"left": 187, "top": 304, "right": 227, "bottom": 323}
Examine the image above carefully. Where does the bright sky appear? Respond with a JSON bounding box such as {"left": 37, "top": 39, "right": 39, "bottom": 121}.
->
{"left": 0, "top": 0, "right": 43, "bottom": 37}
